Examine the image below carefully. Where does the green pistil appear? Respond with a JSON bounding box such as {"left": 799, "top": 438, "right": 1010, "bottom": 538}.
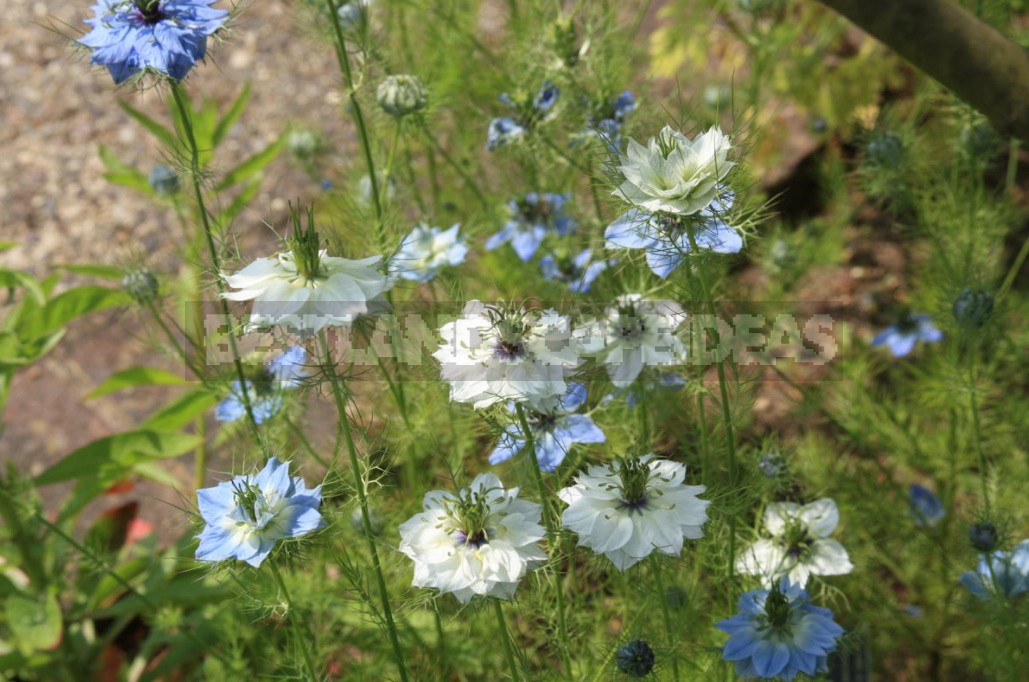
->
{"left": 232, "top": 481, "right": 262, "bottom": 524}
{"left": 286, "top": 205, "right": 325, "bottom": 284}
{"left": 133, "top": 0, "right": 163, "bottom": 23}
{"left": 764, "top": 585, "right": 792, "bottom": 630}
{"left": 617, "top": 458, "right": 652, "bottom": 511}
{"left": 446, "top": 488, "right": 493, "bottom": 548}
{"left": 781, "top": 520, "right": 813, "bottom": 560}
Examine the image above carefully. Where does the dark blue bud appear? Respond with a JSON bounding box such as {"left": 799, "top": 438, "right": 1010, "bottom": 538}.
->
{"left": 616, "top": 640, "right": 655, "bottom": 678}
{"left": 953, "top": 288, "right": 994, "bottom": 329}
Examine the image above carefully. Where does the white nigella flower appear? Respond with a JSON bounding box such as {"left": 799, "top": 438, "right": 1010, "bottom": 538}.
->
{"left": 398, "top": 473, "right": 547, "bottom": 603}
{"left": 558, "top": 455, "right": 709, "bottom": 570}
{"left": 390, "top": 223, "right": 468, "bottom": 282}
{"left": 736, "top": 498, "right": 854, "bottom": 588}
{"left": 577, "top": 294, "right": 687, "bottom": 387}
{"left": 433, "top": 301, "right": 581, "bottom": 410}
{"left": 221, "top": 215, "right": 394, "bottom": 336}
{"left": 616, "top": 125, "right": 734, "bottom": 216}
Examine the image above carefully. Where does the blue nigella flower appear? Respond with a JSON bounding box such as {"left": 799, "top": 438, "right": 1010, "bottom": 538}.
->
{"left": 215, "top": 346, "right": 307, "bottom": 424}
{"left": 601, "top": 372, "right": 687, "bottom": 408}
{"left": 960, "top": 540, "right": 1029, "bottom": 600}
{"left": 908, "top": 484, "right": 945, "bottom": 528}
{"left": 486, "top": 81, "right": 560, "bottom": 151}
{"left": 871, "top": 314, "right": 943, "bottom": 357}
{"left": 78, "top": 0, "right": 228, "bottom": 84}
{"left": 605, "top": 189, "right": 742, "bottom": 279}
{"left": 716, "top": 580, "right": 845, "bottom": 681}
{"left": 485, "top": 192, "right": 576, "bottom": 261}
{"left": 195, "top": 457, "right": 324, "bottom": 567}
{"left": 616, "top": 639, "right": 655, "bottom": 678}
{"left": 390, "top": 223, "right": 468, "bottom": 283}
{"left": 539, "top": 249, "right": 611, "bottom": 293}
{"left": 488, "top": 383, "right": 605, "bottom": 472}
{"left": 580, "top": 90, "right": 636, "bottom": 150}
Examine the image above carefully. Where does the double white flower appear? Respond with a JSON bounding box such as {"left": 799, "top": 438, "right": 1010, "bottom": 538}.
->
{"left": 736, "top": 498, "right": 854, "bottom": 587}
{"left": 433, "top": 301, "right": 580, "bottom": 409}
{"left": 616, "top": 125, "right": 734, "bottom": 216}
{"left": 577, "top": 294, "right": 687, "bottom": 387}
{"left": 222, "top": 249, "right": 394, "bottom": 336}
{"left": 398, "top": 473, "right": 546, "bottom": 603}
{"left": 558, "top": 456, "right": 710, "bottom": 570}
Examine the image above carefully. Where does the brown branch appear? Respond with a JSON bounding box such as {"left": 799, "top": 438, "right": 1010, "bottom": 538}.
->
{"left": 817, "top": 0, "right": 1029, "bottom": 140}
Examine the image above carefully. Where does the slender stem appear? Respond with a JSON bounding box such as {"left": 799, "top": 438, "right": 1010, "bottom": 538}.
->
{"left": 513, "top": 403, "right": 572, "bottom": 678}
{"left": 269, "top": 562, "right": 319, "bottom": 681}
{"left": 494, "top": 600, "right": 522, "bottom": 682}
{"left": 651, "top": 556, "right": 681, "bottom": 682}
{"left": 433, "top": 599, "right": 448, "bottom": 671}
{"left": 326, "top": 0, "right": 385, "bottom": 242}
{"left": 966, "top": 350, "right": 991, "bottom": 517}
{"left": 696, "top": 392, "right": 711, "bottom": 486}
{"left": 418, "top": 121, "right": 490, "bottom": 209}
{"left": 319, "top": 331, "right": 410, "bottom": 682}
{"left": 168, "top": 81, "right": 263, "bottom": 449}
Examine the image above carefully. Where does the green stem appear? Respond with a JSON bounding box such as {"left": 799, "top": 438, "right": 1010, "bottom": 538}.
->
{"left": 513, "top": 403, "right": 572, "bottom": 678}
{"left": 168, "top": 81, "right": 264, "bottom": 450}
{"left": 418, "top": 121, "right": 489, "bottom": 210}
{"left": 967, "top": 351, "right": 991, "bottom": 517}
{"left": 651, "top": 556, "right": 681, "bottom": 682}
{"left": 696, "top": 392, "right": 711, "bottom": 487}
{"left": 319, "top": 331, "right": 410, "bottom": 682}
{"left": 494, "top": 600, "right": 522, "bottom": 682}
{"left": 269, "top": 562, "right": 319, "bottom": 681}
{"left": 326, "top": 0, "right": 385, "bottom": 244}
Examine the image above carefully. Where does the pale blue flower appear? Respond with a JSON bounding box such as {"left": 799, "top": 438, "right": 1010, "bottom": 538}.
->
{"left": 486, "top": 117, "right": 526, "bottom": 150}
{"left": 78, "top": 0, "right": 228, "bottom": 84}
{"left": 215, "top": 346, "right": 307, "bottom": 424}
{"left": 602, "top": 372, "right": 687, "bottom": 408}
{"left": 488, "top": 383, "right": 605, "bottom": 472}
{"left": 716, "top": 580, "right": 845, "bottom": 681}
{"left": 908, "top": 484, "right": 945, "bottom": 528}
{"left": 485, "top": 193, "right": 576, "bottom": 261}
{"left": 871, "top": 314, "right": 942, "bottom": 357}
{"left": 391, "top": 223, "right": 468, "bottom": 282}
{"left": 960, "top": 540, "right": 1029, "bottom": 600}
{"left": 605, "top": 190, "right": 742, "bottom": 278}
{"left": 539, "top": 249, "right": 610, "bottom": 293}
{"left": 486, "top": 81, "right": 560, "bottom": 150}
{"left": 195, "top": 457, "right": 324, "bottom": 567}
{"left": 580, "top": 90, "right": 636, "bottom": 150}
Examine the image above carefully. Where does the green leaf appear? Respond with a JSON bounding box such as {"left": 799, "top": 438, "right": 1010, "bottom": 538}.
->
{"left": 16, "top": 286, "right": 130, "bottom": 339}
{"left": 213, "top": 82, "right": 251, "bottom": 147}
{"left": 118, "top": 100, "right": 179, "bottom": 150}
{"left": 96, "top": 576, "right": 231, "bottom": 619}
{"left": 36, "top": 430, "right": 200, "bottom": 486}
{"left": 5, "top": 592, "right": 62, "bottom": 653}
{"left": 56, "top": 264, "right": 126, "bottom": 281}
{"left": 87, "top": 366, "right": 188, "bottom": 399}
{"left": 0, "top": 269, "right": 45, "bottom": 305}
{"left": 214, "top": 134, "right": 285, "bottom": 191}
{"left": 140, "top": 389, "right": 216, "bottom": 431}
{"left": 214, "top": 176, "right": 261, "bottom": 231}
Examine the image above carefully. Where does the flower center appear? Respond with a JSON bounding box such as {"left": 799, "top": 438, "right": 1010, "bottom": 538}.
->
{"left": 449, "top": 487, "right": 494, "bottom": 549}
{"left": 763, "top": 585, "right": 792, "bottom": 631}
{"left": 520, "top": 197, "right": 552, "bottom": 222}
{"left": 491, "top": 315, "right": 530, "bottom": 360}
{"left": 616, "top": 305, "right": 646, "bottom": 340}
{"left": 286, "top": 205, "right": 326, "bottom": 283}
{"left": 529, "top": 412, "right": 557, "bottom": 433}
{"left": 132, "top": 0, "right": 164, "bottom": 24}
{"left": 616, "top": 458, "right": 651, "bottom": 512}
{"left": 251, "top": 367, "right": 276, "bottom": 397}
{"left": 781, "top": 521, "right": 813, "bottom": 560}
{"left": 231, "top": 480, "right": 281, "bottom": 530}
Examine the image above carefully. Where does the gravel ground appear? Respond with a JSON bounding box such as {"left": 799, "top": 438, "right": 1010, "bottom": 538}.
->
{"left": 0, "top": 0, "right": 353, "bottom": 537}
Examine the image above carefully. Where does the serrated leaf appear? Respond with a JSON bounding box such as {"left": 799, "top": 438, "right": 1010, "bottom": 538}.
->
{"left": 140, "top": 389, "right": 216, "bottom": 431}
{"left": 36, "top": 430, "right": 200, "bottom": 486}
{"left": 214, "top": 134, "right": 285, "bottom": 191}
{"left": 87, "top": 366, "right": 188, "bottom": 399}
{"left": 213, "top": 82, "right": 251, "bottom": 147}
{"left": 6, "top": 592, "right": 62, "bottom": 653}
{"left": 118, "top": 101, "right": 178, "bottom": 150}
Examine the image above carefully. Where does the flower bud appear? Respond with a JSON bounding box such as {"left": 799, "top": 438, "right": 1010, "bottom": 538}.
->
{"left": 148, "top": 165, "right": 180, "bottom": 195}
{"left": 758, "top": 450, "right": 788, "bottom": 478}
{"left": 122, "top": 268, "right": 159, "bottom": 304}
{"left": 952, "top": 288, "right": 994, "bottom": 329}
{"left": 616, "top": 640, "right": 655, "bottom": 678}
{"left": 286, "top": 128, "right": 321, "bottom": 161}
{"left": 969, "top": 522, "right": 998, "bottom": 552}
{"left": 376, "top": 75, "right": 428, "bottom": 118}
{"left": 866, "top": 133, "right": 904, "bottom": 169}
